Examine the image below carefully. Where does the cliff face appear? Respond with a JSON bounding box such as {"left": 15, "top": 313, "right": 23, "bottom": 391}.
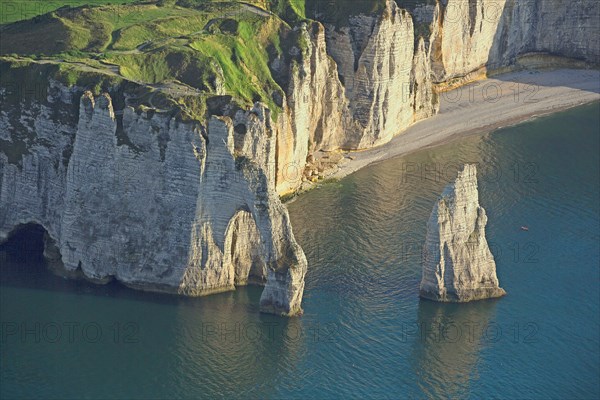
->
{"left": 275, "top": 0, "right": 599, "bottom": 192}
{"left": 274, "top": 0, "right": 439, "bottom": 192}
{"left": 429, "top": 0, "right": 600, "bottom": 80}
{"left": 0, "top": 87, "right": 306, "bottom": 316}
{"left": 1, "top": 0, "right": 598, "bottom": 314}
{"left": 420, "top": 164, "right": 506, "bottom": 302}
{"left": 274, "top": 22, "right": 350, "bottom": 194}
{"left": 323, "top": 2, "right": 430, "bottom": 148}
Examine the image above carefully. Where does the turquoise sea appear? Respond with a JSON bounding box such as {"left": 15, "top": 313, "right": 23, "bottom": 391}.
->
{"left": 1, "top": 103, "right": 599, "bottom": 399}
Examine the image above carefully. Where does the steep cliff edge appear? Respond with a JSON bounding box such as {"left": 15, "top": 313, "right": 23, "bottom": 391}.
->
{"left": 275, "top": 1, "right": 439, "bottom": 193}
{"left": 420, "top": 164, "right": 506, "bottom": 302}
{"left": 321, "top": 1, "right": 437, "bottom": 148}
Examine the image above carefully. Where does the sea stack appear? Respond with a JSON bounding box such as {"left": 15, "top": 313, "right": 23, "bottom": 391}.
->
{"left": 420, "top": 164, "right": 506, "bottom": 302}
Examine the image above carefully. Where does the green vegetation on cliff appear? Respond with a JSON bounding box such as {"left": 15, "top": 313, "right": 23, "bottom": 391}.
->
{"left": 189, "top": 17, "right": 285, "bottom": 112}
{"left": 0, "top": 0, "right": 140, "bottom": 24}
{"left": 0, "top": 1, "right": 300, "bottom": 120}
{"left": 0, "top": 3, "right": 214, "bottom": 54}
{"left": 0, "top": 0, "right": 431, "bottom": 123}
{"left": 304, "top": 0, "right": 385, "bottom": 26}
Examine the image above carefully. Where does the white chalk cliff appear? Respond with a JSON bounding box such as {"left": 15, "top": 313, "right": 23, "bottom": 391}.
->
{"left": 420, "top": 164, "right": 506, "bottom": 302}
{"left": 1, "top": 0, "right": 597, "bottom": 314}
{"left": 0, "top": 88, "right": 306, "bottom": 316}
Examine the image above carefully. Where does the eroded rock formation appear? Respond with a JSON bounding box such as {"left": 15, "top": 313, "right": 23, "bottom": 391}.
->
{"left": 0, "top": 89, "right": 306, "bottom": 316}
{"left": 1, "top": 0, "right": 597, "bottom": 314}
{"left": 420, "top": 164, "right": 506, "bottom": 302}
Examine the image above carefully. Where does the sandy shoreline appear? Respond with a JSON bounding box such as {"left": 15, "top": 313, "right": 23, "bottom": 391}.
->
{"left": 328, "top": 68, "right": 600, "bottom": 181}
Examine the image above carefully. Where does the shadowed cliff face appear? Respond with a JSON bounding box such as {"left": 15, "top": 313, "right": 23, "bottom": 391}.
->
{"left": 427, "top": 0, "right": 600, "bottom": 80}
{"left": 490, "top": 0, "right": 600, "bottom": 67}
{"left": 274, "top": 2, "right": 440, "bottom": 194}
{"left": 270, "top": 0, "right": 442, "bottom": 198}
{"left": 277, "top": 0, "right": 599, "bottom": 192}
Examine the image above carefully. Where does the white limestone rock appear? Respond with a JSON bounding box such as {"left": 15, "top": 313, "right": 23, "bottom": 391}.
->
{"left": 430, "top": 0, "right": 600, "bottom": 81}
{"left": 323, "top": 0, "right": 425, "bottom": 149}
{"left": 420, "top": 164, "right": 506, "bottom": 302}
{"left": 0, "top": 89, "right": 306, "bottom": 316}
{"left": 275, "top": 0, "right": 599, "bottom": 195}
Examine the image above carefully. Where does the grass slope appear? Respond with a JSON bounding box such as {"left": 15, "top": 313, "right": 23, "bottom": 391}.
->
{"left": 0, "top": 0, "right": 299, "bottom": 120}
{"left": 1, "top": 0, "right": 426, "bottom": 122}
{"left": 0, "top": 0, "right": 141, "bottom": 24}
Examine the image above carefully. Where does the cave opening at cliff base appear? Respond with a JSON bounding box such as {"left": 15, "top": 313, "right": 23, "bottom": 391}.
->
{"left": 0, "top": 223, "right": 56, "bottom": 285}
{"left": 0, "top": 223, "right": 47, "bottom": 265}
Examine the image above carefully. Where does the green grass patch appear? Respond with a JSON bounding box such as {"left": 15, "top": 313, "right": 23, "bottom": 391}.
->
{"left": 267, "top": 0, "right": 306, "bottom": 25}
{"left": 189, "top": 16, "right": 285, "bottom": 115}
{"left": 0, "top": 3, "right": 210, "bottom": 54}
{"left": 112, "top": 14, "right": 210, "bottom": 50}
{"left": 1, "top": 0, "right": 306, "bottom": 123}
{"left": 305, "top": 0, "right": 385, "bottom": 26}
{"left": 54, "top": 63, "right": 123, "bottom": 93}
{"left": 105, "top": 45, "right": 221, "bottom": 92}
{"left": 0, "top": 0, "right": 141, "bottom": 24}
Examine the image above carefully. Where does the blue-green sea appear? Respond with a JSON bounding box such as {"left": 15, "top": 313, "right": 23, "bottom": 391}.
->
{"left": 1, "top": 103, "right": 599, "bottom": 399}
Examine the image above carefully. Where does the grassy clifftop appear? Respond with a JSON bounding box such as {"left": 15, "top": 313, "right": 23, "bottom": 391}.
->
{"left": 1, "top": 1, "right": 424, "bottom": 122}
{"left": 0, "top": 1, "right": 304, "bottom": 119}
{"left": 0, "top": 0, "right": 140, "bottom": 24}
{"left": 304, "top": 0, "right": 386, "bottom": 26}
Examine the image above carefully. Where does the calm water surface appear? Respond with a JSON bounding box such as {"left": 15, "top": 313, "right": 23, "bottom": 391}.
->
{"left": 1, "top": 103, "right": 599, "bottom": 399}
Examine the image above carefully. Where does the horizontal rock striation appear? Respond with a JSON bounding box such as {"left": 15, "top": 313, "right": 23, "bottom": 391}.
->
{"left": 420, "top": 164, "right": 506, "bottom": 302}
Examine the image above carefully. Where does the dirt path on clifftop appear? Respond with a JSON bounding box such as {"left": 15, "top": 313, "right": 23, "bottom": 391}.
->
{"left": 331, "top": 69, "right": 600, "bottom": 180}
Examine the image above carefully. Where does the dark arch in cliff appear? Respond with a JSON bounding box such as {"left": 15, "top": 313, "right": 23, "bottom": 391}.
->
{"left": 1, "top": 223, "right": 45, "bottom": 262}
{"left": 0, "top": 222, "right": 66, "bottom": 277}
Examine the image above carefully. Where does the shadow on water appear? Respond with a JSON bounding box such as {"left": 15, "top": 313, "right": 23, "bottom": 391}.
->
{"left": 0, "top": 224, "right": 307, "bottom": 399}
{"left": 1, "top": 102, "right": 598, "bottom": 398}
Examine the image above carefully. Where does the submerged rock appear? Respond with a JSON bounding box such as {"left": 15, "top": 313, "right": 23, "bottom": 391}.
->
{"left": 420, "top": 164, "right": 506, "bottom": 302}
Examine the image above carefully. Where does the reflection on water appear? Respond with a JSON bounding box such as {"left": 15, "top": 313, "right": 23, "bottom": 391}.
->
{"left": 1, "top": 103, "right": 599, "bottom": 399}
{"left": 169, "top": 289, "right": 308, "bottom": 398}
{"left": 412, "top": 300, "right": 498, "bottom": 399}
